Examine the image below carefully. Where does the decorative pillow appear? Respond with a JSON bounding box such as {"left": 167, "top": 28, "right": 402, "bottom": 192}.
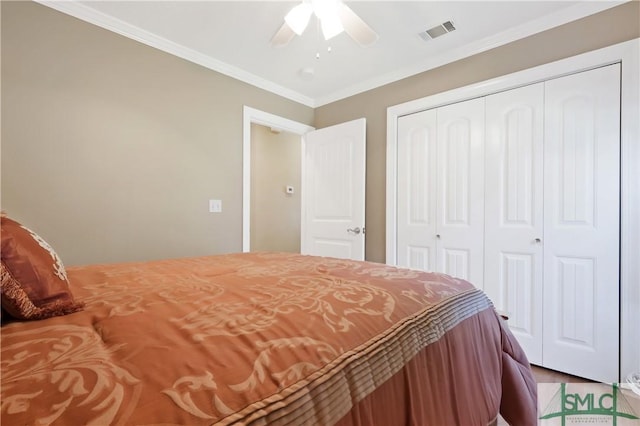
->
{"left": 1, "top": 215, "right": 83, "bottom": 320}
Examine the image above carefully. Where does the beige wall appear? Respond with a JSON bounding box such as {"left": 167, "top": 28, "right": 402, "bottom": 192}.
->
{"left": 2, "top": 1, "right": 638, "bottom": 266}
{"left": 250, "top": 124, "right": 301, "bottom": 253}
{"left": 315, "top": 1, "right": 640, "bottom": 263}
{"left": 0, "top": 1, "right": 313, "bottom": 266}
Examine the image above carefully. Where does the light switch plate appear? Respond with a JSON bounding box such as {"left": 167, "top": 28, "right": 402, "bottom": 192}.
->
{"left": 209, "top": 199, "right": 222, "bottom": 213}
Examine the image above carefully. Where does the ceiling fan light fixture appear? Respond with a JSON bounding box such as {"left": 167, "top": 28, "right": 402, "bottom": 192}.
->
{"left": 321, "top": 13, "right": 344, "bottom": 40}
{"left": 285, "top": 3, "right": 313, "bottom": 35}
{"left": 271, "top": 0, "right": 377, "bottom": 48}
{"left": 312, "top": 0, "right": 340, "bottom": 19}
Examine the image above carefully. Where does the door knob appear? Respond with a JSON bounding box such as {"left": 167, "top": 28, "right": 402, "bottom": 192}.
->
{"left": 535, "top": 238, "right": 542, "bottom": 243}
{"left": 436, "top": 234, "right": 441, "bottom": 239}
{"left": 347, "top": 227, "right": 361, "bottom": 235}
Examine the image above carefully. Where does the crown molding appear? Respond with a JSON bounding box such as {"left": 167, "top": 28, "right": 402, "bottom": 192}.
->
{"left": 35, "top": 0, "right": 316, "bottom": 108}
{"left": 314, "top": 1, "right": 627, "bottom": 107}
{"left": 36, "top": 1, "right": 625, "bottom": 109}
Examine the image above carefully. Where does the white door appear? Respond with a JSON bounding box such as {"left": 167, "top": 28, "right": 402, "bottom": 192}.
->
{"left": 484, "top": 83, "right": 544, "bottom": 365}
{"left": 396, "top": 109, "right": 437, "bottom": 270}
{"left": 301, "top": 118, "right": 366, "bottom": 260}
{"left": 436, "top": 98, "right": 485, "bottom": 288}
{"left": 543, "top": 64, "right": 620, "bottom": 383}
{"left": 396, "top": 99, "right": 484, "bottom": 288}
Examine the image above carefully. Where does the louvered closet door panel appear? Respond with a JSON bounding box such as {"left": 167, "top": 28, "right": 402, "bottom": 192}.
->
{"left": 484, "top": 83, "right": 544, "bottom": 365}
{"left": 396, "top": 110, "right": 437, "bottom": 271}
{"left": 543, "top": 64, "right": 620, "bottom": 383}
{"left": 436, "top": 98, "right": 485, "bottom": 288}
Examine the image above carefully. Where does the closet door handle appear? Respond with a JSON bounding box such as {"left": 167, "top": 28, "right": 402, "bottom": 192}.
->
{"left": 436, "top": 234, "right": 441, "bottom": 239}
{"left": 534, "top": 238, "right": 542, "bottom": 243}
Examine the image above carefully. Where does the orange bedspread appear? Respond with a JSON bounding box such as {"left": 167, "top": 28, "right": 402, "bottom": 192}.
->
{"left": 1, "top": 252, "right": 536, "bottom": 425}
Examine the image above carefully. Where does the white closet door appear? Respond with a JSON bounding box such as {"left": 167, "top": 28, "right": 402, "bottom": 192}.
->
{"left": 436, "top": 98, "right": 485, "bottom": 288}
{"left": 543, "top": 64, "right": 620, "bottom": 383}
{"left": 397, "top": 110, "right": 437, "bottom": 270}
{"left": 484, "top": 83, "right": 544, "bottom": 365}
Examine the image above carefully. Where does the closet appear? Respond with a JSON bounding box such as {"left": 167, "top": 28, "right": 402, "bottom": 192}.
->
{"left": 396, "top": 64, "right": 621, "bottom": 383}
{"left": 397, "top": 98, "right": 485, "bottom": 288}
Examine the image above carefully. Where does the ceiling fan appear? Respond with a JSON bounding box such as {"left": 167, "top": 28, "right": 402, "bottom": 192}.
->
{"left": 271, "top": 0, "right": 379, "bottom": 48}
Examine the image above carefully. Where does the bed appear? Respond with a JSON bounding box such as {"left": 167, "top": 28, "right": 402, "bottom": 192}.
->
{"left": 1, "top": 215, "right": 537, "bottom": 425}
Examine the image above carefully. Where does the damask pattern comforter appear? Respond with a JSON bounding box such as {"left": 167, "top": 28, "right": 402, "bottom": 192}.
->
{"left": 1, "top": 252, "right": 537, "bottom": 425}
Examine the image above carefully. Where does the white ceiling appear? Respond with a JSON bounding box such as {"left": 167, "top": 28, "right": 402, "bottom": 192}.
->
{"left": 39, "top": 1, "right": 624, "bottom": 107}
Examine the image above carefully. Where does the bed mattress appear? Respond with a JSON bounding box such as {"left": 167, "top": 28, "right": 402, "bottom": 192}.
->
{"left": 1, "top": 252, "right": 536, "bottom": 425}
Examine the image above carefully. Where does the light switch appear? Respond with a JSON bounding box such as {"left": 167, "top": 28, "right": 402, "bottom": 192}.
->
{"left": 209, "top": 199, "right": 222, "bottom": 213}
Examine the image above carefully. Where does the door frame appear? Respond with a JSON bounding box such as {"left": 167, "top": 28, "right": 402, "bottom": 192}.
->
{"left": 385, "top": 39, "right": 639, "bottom": 381}
{"left": 242, "top": 106, "right": 314, "bottom": 252}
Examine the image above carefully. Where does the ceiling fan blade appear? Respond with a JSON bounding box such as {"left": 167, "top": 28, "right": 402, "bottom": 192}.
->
{"left": 339, "top": 3, "right": 378, "bottom": 47}
{"left": 271, "top": 22, "right": 296, "bottom": 47}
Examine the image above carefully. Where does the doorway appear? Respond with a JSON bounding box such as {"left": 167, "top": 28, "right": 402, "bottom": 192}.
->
{"left": 243, "top": 107, "right": 367, "bottom": 260}
{"left": 242, "top": 106, "right": 314, "bottom": 252}
{"left": 250, "top": 123, "right": 302, "bottom": 253}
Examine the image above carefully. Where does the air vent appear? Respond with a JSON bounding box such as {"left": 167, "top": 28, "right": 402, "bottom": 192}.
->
{"left": 419, "top": 21, "right": 456, "bottom": 41}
